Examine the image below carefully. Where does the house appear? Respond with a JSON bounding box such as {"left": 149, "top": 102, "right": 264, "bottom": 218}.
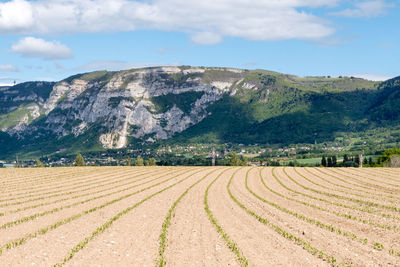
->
{"left": 3, "top": 164, "right": 15, "bottom": 168}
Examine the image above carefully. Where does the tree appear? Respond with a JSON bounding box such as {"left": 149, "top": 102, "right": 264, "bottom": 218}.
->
{"left": 363, "top": 157, "right": 368, "bottom": 165}
{"left": 327, "top": 157, "right": 333, "bottom": 167}
{"left": 75, "top": 153, "right": 85, "bottom": 166}
{"left": 332, "top": 155, "right": 337, "bottom": 167}
{"left": 270, "top": 161, "right": 280, "bottom": 166}
{"left": 240, "top": 155, "right": 247, "bottom": 166}
{"left": 321, "top": 156, "right": 327, "bottom": 167}
{"left": 388, "top": 155, "right": 400, "bottom": 167}
{"left": 145, "top": 158, "right": 156, "bottom": 166}
{"left": 368, "top": 157, "right": 373, "bottom": 166}
{"left": 343, "top": 154, "right": 349, "bottom": 162}
{"left": 354, "top": 155, "right": 360, "bottom": 167}
{"left": 35, "top": 159, "right": 44, "bottom": 168}
{"left": 378, "top": 148, "right": 400, "bottom": 166}
{"left": 229, "top": 152, "right": 240, "bottom": 166}
{"left": 126, "top": 156, "right": 131, "bottom": 166}
{"left": 135, "top": 156, "right": 144, "bottom": 166}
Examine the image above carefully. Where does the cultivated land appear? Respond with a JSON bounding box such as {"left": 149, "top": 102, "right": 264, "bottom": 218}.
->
{"left": 0, "top": 167, "right": 399, "bottom": 266}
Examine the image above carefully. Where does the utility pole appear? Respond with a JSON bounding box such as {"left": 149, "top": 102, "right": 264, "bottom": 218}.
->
{"left": 211, "top": 147, "right": 216, "bottom": 167}
{"left": 359, "top": 152, "right": 363, "bottom": 168}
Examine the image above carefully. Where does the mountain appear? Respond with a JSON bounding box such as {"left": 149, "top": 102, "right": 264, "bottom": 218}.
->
{"left": 0, "top": 66, "right": 399, "bottom": 158}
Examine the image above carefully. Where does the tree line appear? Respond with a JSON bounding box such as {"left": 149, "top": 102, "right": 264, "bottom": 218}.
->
{"left": 320, "top": 153, "right": 386, "bottom": 167}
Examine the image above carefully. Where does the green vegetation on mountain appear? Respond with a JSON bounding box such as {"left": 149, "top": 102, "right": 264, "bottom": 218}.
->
{"left": 151, "top": 91, "right": 205, "bottom": 114}
{"left": 0, "top": 104, "right": 32, "bottom": 130}
{"left": 0, "top": 67, "right": 399, "bottom": 160}
{"left": 170, "top": 73, "right": 396, "bottom": 146}
{"left": 0, "top": 81, "right": 54, "bottom": 115}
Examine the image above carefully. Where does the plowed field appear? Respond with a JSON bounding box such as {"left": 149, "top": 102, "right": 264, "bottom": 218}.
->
{"left": 0, "top": 166, "right": 399, "bottom": 266}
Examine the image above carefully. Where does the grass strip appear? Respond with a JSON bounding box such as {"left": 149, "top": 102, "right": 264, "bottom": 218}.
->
{"left": 204, "top": 167, "right": 249, "bottom": 267}
{"left": 315, "top": 168, "right": 400, "bottom": 194}
{"left": 0, "top": 168, "right": 150, "bottom": 205}
{"left": 283, "top": 168, "right": 400, "bottom": 214}
{"left": 298, "top": 168, "right": 400, "bottom": 204}
{"left": 54, "top": 167, "right": 207, "bottom": 266}
{"left": 227, "top": 168, "right": 343, "bottom": 266}
{"left": 0, "top": 168, "right": 96, "bottom": 192}
{"left": 0, "top": 168, "right": 139, "bottom": 200}
{"left": 248, "top": 168, "right": 400, "bottom": 257}
{"left": 0, "top": 168, "right": 198, "bottom": 257}
{"left": 0, "top": 168, "right": 182, "bottom": 229}
{"left": 0, "top": 168, "right": 128, "bottom": 200}
{"left": 274, "top": 168, "right": 399, "bottom": 231}
{"left": 157, "top": 167, "right": 226, "bottom": 266}
{"left": 2, "top": 168, "right": 164, "bottom": 216}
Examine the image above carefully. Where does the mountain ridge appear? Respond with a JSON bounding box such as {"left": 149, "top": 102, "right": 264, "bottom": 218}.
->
{"left": 0, "top": 66, "right": 399, "bottom": 158}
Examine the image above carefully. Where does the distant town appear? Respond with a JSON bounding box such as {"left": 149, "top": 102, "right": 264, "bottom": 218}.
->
{"left": 2, "top": 141, "right": 397, "bottom": 168}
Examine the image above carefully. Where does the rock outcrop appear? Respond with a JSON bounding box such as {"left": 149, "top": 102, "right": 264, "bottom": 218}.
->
{"left": 2, "top": 66, "right": 245, "bottom": 148}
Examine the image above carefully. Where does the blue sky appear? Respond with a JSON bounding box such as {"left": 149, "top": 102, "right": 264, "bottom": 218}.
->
{"left": 0, "top": 0, "right": 399, "bottom": 85}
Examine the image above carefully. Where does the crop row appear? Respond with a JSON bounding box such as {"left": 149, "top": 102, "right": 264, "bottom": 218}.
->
{"left": 0, "top": 168, "right": 165, "bottom": 209}
{"left": 204, "top": 168, "right": 249, "bottom": 267}
{"left": 0, "top": 168, "right": 152, "bottom": 203}
{"left": 276, "top": 168, "right": 400, "bottom": 230}
{"left": 156, "top": 167, "right": 223, "bottom": 266}
{"left": 326, "top": 168, "right": 400, "bottom": 188}
{"left": 282, "top": 168, "right": 400, "bottom": 215}
{"left": 54, "top": 168, "right": 207, "bottom": 266}
{"left": 297, "top": 168, "right": 400, "bottom": 206}
{"left": 1, "top": 169, "right": 166, "bottom": 217}
{"left": 0, "top": 168, "right": 201, "bottom": 257}
{"left": 0, "top": 168, "right": 99, "bottom": 193}
{"left": 0, "top": 168, "right": 188, "bottom": 229}
{"left": 312, "top": 168, "right": 400, "bottom": 196}
{"left": 0, "top": 168, "right": 146, "bottom": 201}
{"left": 246, "top": 168, "right": 400, "bottom": 258}
{"left": 227, "top": 168, "right": 340, "bottom": 265}
{"left": 357, "top": 169, "right": 400, "bottom": 182}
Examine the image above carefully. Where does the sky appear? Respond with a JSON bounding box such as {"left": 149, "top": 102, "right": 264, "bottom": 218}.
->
{"left": 0, "top": 0, "right": 399, "bottom": 85}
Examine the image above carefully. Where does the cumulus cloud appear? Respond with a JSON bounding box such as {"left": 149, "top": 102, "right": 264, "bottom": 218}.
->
{"left": 331, "top": 0, "right": 393, "bottom": 18}
{"left": 0, "top": 0, "right": 339, "bottom": 44}
{"left": 0, "top": 64, "right": 19, "bottom": 72}
{"left": 11, "top": 37, "right": 73, "bottom": 60}
{"left": 0, "top": 0, "right": 33, "bottom": 33}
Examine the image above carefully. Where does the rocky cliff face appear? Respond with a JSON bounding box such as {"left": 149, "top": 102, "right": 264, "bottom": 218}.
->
{"left": 3, "top": 66, "right": 245, "bottom": 149}
{"left": 3, "top": 67, "right": 398, "bottom": 157}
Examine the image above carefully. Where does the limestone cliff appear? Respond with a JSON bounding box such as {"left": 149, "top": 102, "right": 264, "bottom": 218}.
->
{"left": 2, "top": 66, "right": 245, "bottom": 148}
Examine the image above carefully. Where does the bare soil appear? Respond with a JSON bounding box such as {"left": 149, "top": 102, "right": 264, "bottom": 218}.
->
{"left": 0, "top": 166, "right": 399, "bottom": 266}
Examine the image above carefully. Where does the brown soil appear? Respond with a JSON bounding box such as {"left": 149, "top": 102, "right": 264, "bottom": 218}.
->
{"left": 0, "top": 166, "right": 399, "bottom": 266}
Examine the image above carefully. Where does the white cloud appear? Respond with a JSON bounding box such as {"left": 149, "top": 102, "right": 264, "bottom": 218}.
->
{"left": 190, "top": 32, "right": 222, "bottom": 45}
{"left": 11, "top": 37, "right": 73, "bottom": 60}
{"left": 331, "top": 1, "right": 393, "bottom": 18}
{"left": 350, "top": 73, "right": 395, "bottom": 81}
{"left": 0, "top": 64, "right": 19, "bottom": 72}
{"left": 0, "top": 0, "right": 33, "bottom": 33}
{"left": 0, "top": 0, "right": 339, "bottom": 44}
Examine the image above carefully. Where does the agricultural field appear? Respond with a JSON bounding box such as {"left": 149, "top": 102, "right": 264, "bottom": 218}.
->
{"left": 0, "top": 166, "right": 399, "bottom": 266}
